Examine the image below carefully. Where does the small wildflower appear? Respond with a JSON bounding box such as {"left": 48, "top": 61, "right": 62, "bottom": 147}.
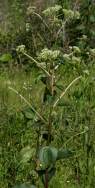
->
{"left": 38, "top": 48, "right": 60, "bottom": 61}
{"left": 26, "top": 23, "right": 30, "bottom": 32}
{"left": 16, "top": 45, "right": 25, "bottom": 53}
{"left": 73, "top": 46, "right": 81, "bottom": 54}
{"left": 63, "top": 9, "right": 74, "bottom": 19}
{"left": 90, "top": 48, "right": 95, "bottom": 56}
{"left": 63, "top": 9, "right": 80, "bottom": 20}
{"left": 43, "top": 5, "right": 62, "bottom": 17}
{"left": 74, "top": 11, "right": 80, "bottom": 19}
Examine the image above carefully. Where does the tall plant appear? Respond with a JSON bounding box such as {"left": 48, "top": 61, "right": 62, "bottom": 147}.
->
{"left": 10, "top": 4, "right": 90, "bottom": 188}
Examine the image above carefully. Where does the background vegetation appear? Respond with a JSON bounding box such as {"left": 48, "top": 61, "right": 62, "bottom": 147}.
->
{"left": 0, "top": 0, "right": 95, "bottom": 188}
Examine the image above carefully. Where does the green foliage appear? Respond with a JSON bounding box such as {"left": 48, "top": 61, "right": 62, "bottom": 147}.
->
{"left": 37, "top": 147, "right": 58, "bottom": 170}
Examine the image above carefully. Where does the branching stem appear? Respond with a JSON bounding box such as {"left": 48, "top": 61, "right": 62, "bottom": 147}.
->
{"left": 23, "top": 52, "right": 51, "bottom": 77}
{"left": 53, "top": 76, "right": 82, "bottom": 108}
{"left": 9, "top": 86, "right": 47, "bottom": 124}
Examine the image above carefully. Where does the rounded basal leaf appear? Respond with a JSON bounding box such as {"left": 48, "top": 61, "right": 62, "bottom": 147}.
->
{"left": 38, "top": 147, "right": 52, "bottom": 169}
{"left": 0, "top": 53, "right": 12, "bottom": 62}
{"left": 57, "top": 149, "right": 74, "bottom": 160}
{"left": 20, "top": 146, "right": 33, "bottom": 163}
{"left": 13, "top": 184, "right": 36, "bottom": 188}
{"left": 38, "top": 146, "right": 58, "bottom": 170}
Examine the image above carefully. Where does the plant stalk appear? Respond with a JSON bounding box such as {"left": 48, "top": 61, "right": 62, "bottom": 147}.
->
{"left": 45, "top": 169, "right": 48, "bottom": 188}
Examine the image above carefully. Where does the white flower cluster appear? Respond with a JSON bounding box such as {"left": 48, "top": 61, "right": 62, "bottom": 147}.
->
{"left": 63, "top": 46, "right": 81, "bottom": 64}
{"left": 63, "top": 9, "right": 80, "bottom": 20}
{"left": 26, "top": 23, "right": 31, "bottom": 32}
{"left": 16, "top": 45, "right": 25, "bottom": 53}
{"left": 90, "top": 49, "right": 95, "bottom": 56}
{"left": 72, "top": 46, "right": 81, "bottom": 54}
{"left": 63, "top": 54, "right": 71, "bottom": 61}
{"left": 38, "top": 48, "right": 60, "bottom": 61}
{"left": 43, "top": 5, "right": 62, "bottom": 17}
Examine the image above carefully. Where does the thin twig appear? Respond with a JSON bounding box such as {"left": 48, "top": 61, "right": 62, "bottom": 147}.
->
{"left": 9, "top": 86, "right": 47, "bottom": 124}
{"left": 53, "top": 76, "right": 82, "bottom": 108}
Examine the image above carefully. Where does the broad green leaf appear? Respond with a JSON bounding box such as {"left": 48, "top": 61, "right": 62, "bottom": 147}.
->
{"left": 38, "top": 147, "right": 53, "bottom": 169}
{"left": 0, "top": 53, "right": 12, "bottom": 62}
{"left": 38, "top": 146, "right": 58, "bottom": 170}
{"left": 57, "top": 149, "right": 74, "bottom": 160}
{"left": 50, "top": 147, "right": 58, "bottom": 162}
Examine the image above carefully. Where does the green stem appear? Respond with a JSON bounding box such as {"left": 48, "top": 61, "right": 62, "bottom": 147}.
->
{"left": 47, "top": 63, "right": 55, "bottom": 145}
{"left": 53, "top": 76, "right": 82, "bottom": 108}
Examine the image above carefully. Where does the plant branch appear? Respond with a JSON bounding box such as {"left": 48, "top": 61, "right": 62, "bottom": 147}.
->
{"left": 9, "top": 86, "right": 47, "bottom": 124}
{"left": 23, "top": 52, "right": 51, "bottom": 77}
{"left": 53, "top": 76, "right": 82, "bottom": 108}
